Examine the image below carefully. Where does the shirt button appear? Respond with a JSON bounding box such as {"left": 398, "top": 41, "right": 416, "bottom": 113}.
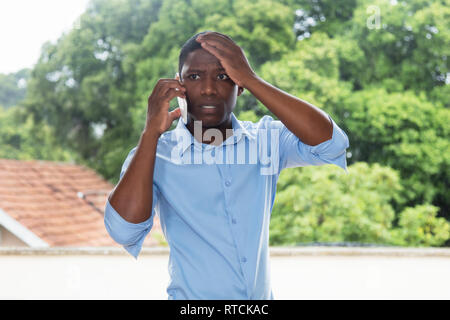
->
{"left": 225, "top": 181, "right": 231, "bottom": 187}
{"left": 241, "top": 257, "right": 247, "bottom": 263}
{"left": 232, "top": 218, "right": 237, "bottom": 224}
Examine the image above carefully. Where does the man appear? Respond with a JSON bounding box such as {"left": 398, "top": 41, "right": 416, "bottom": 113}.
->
{"left": 104, "top": 31, "right": 349, "bottom": 299}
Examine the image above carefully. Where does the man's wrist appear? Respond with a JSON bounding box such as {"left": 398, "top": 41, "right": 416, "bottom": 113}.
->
{"left": 242, "top": 72, "right": 262, "bottom": 92}
{"left": 141, "top": 129, "right": 161, "bottom": 142}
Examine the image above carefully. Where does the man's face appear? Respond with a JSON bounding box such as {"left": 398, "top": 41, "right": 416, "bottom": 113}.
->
{"left": 180, "top": 48, "right": 243, "bottom": 128}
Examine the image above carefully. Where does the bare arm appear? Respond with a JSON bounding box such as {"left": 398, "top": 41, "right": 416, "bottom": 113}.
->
{"left": 108, "top": 78, "right": 186, "bottom": 223}
{"left": 108, "top": 130, "right": 159, "bottom": 223}
{"left": 244, "top": 75, "right": 333, "bottom": 146}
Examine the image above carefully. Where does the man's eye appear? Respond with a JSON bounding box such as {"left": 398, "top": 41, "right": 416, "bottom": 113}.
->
{"left": 188, "top": 74, "right": 229, "bottom": 80}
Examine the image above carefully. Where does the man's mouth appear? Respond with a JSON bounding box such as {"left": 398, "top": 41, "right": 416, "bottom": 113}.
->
{"left": 201, "top": 105, "right": 217, "bottom": 109}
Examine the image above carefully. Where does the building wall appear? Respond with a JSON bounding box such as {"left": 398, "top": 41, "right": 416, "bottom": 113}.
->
{"left": 0, "top": 247, "right": 450, "bottom": 299}
{"left": 0, "top": 226, "right": 28, "bottom": 247}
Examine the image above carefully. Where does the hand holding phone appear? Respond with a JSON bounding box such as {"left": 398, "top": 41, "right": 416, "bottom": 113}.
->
{"left": 145, "top": 77, "right": 185, "bottom": 137}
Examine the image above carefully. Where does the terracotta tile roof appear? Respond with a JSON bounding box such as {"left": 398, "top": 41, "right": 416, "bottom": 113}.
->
{"left": 0, "top": 159, "right": 163, "bottom": 247}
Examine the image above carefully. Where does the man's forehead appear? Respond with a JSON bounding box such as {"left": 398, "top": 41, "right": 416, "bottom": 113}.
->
{"left": 183, "top": 49, "right": 223, "bottom": 71}
{"left": 185, "top": 66, "right": 225, "bottom": 72}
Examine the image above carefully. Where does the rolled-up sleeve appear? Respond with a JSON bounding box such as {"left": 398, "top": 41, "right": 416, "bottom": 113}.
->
{"left": 104, "top": 147, "right": 160, "bottom": 259}
{"left": 274, "top": 114, "right": 350, "bottom": 173}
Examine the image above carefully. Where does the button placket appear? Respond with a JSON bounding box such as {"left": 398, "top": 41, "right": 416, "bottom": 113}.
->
{"left": 218, "top": 162, "right": 248, "bottom": 288}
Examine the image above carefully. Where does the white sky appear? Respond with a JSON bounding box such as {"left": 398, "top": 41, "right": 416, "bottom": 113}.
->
{"left": 0, "top": 0, "right": 91, "bottom": 74}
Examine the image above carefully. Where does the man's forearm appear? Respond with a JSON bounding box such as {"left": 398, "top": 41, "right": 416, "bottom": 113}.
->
{"left": 108, "top": 130, "right": 159, "bottom": 224}
{"left": 244, "top": 75, "right": 333, "bottom": 146}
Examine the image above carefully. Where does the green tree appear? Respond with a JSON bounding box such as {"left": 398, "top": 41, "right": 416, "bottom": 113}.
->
{"left": 271, "top": 162, "right": 449, "bottom": 246}
{"left": 271, "top": 162, "right": 402, "bottom": 245}
{"left": 293, "top": 0, "right": 358, "bottom": 39}
{"left": 391, "top": 204, "right": 450, "bottom": 247}
{"left": 23, "top": 0, "right": 164, "bottom": 180}
{"left": 257, "top": 31, "right": 353, "bottom": 119}
{"left": 257, "top": 1, "right": 450, "bottom": 220}
{"left": 0, "top": 106, "right": 73, "bottom": 161}
{"left": 0, "top": 69, "right": 30, "bottom": 109}
{"left": 342, "top": 88, "right": 450, "bottom": 217}
{"left": 343, "top": 0, "right": 449, "bottom": 92}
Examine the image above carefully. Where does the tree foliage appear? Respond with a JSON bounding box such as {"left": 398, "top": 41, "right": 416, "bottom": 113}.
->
{"left": 0, "top": 69, "right": 30, "bottom": 109}
{"left": 343, "top": 88, "right": 450, "bottom": 214}
{"left": 1, "top": 0, "right": 448, "bottom": 246}
{"left": 0, "top": 106, "right": 73, "bottom": 161}
{"left": 271, "top": 163, "right": 449, "bottom": 246}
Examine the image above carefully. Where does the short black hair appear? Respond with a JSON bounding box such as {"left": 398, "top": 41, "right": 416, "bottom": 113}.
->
{"left": 178, "top": 30, "right": 214, "bottom": 80}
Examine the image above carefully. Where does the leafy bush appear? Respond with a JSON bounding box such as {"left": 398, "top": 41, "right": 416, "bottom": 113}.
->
{"left": 270, "top": 162, "right": 449, "bottom": 246}
{"left": 391, "top": 204, "right": 450, "bottom": 247}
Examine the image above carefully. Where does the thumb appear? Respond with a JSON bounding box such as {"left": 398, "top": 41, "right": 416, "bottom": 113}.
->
{"left": 169, "top": 108, "right": 181, "bottom": 122}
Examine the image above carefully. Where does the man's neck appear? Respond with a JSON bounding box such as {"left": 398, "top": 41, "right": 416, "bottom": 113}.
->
{"left": 186, "top": 116, "right": 233, "bottom": 146}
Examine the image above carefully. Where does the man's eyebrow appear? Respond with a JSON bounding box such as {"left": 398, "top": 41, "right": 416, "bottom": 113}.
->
{"left": 186, "top": 67, "right": 226, "bottom": 73}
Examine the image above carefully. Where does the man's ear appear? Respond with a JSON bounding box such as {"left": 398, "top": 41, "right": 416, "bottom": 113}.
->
{"left": 237, "top": 86, "right": 244, "bottom": 96}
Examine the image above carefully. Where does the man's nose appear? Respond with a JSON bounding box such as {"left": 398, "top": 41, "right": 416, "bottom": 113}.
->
{"left": 201, "top": 76, "right": 218, "bottom": 95}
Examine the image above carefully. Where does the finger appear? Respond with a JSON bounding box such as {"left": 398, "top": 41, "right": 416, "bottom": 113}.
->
{"left": 151, "top": 79, "right": 183, "bottom": 98}
{"left": 160, "top": 79, "right": 186, "bottom": 96}
{"left": 197, "top": 33, "right": 236, "bottom": 49}
{"left": 198, "top": 34, "right": 235, "bottom": 56}
{"left": 174, "top": 73, "right": 185, "bottom": 86}
{"left": 159, "top": 78, "right": 185, "bottom": 88}
{"left": 199, "top": 41, "right": 225, "bottom": 58}
{"left": 164, "top": 87, "right": 186, "bottom": 102}
{"left": 197, "top": 36, "right": 230, "bottom": 51}
{"left": 197, "top": 31, "right": 232, "bottom": 41}
{"left": 149, "top": 80, "right": 164, "bottom": 101}
{"left": 169, "top": 108, "right": 181, "bottom": 122}
{"left": 218, "top": 33, "right": 236, "bottom": 43}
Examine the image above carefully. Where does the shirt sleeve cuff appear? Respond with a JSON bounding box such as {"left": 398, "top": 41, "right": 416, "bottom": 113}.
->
{"left": 104, "top": 198, "right": 154, "bottom": 259}
{"left": 305, "top": 114, "right": 350, "bottom": 172}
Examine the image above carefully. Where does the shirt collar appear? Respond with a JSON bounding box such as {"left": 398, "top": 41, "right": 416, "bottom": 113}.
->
{"left": 172, "top": 112, "right": 255, "bottom": 155}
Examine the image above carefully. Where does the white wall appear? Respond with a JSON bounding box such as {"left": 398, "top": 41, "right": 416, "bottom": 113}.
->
{"left": 1, "top": 247, "right": 450, "bottom": 299}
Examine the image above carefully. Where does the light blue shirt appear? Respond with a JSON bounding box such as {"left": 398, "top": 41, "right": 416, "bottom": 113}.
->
{"left": 104, "top": 112, "right": 349, "bottom": 300}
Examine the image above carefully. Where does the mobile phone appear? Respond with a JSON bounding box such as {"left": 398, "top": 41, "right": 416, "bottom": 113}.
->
{"left": 177, "top": 95, "right": 188, "bottom": 124}
{"left": 175, "top": 73, "right": 188, "bottom": 124}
